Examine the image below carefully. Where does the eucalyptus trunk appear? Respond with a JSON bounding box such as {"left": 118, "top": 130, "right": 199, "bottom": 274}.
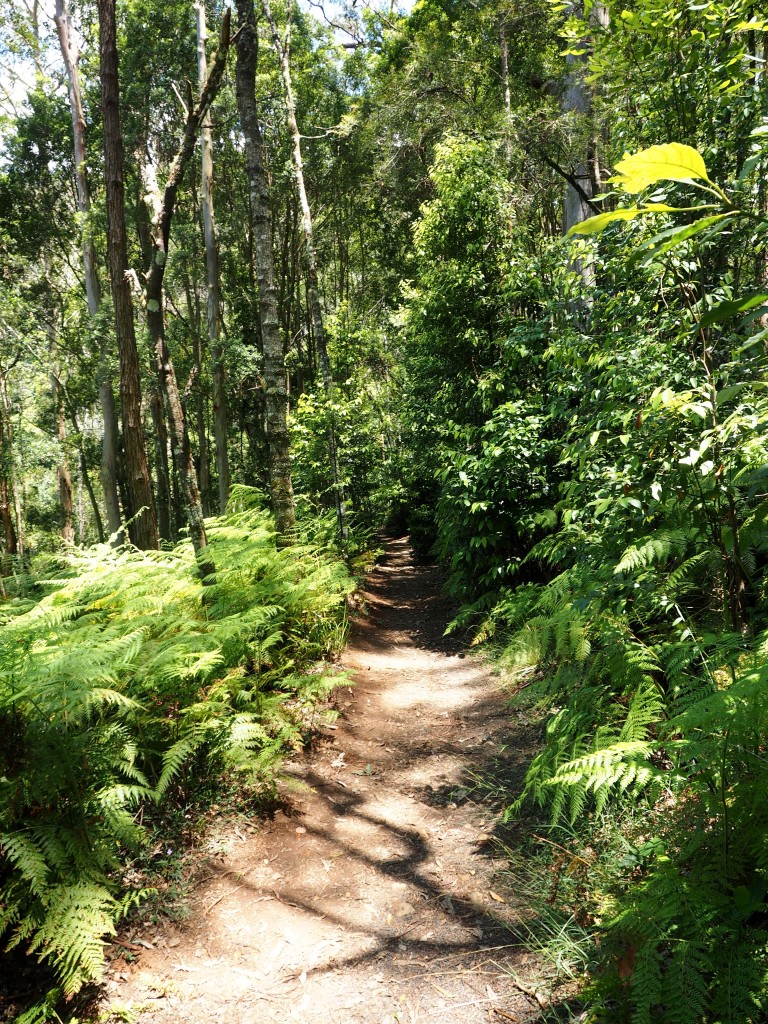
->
{"left": 149, "top": 384, "right": 172, "bottom": 541}
{"left": 96, "top": 0, "right": 158, "bottom": 549}
{"left": 139, "top": 9, "right": 231, "bottom": 581}
{"left": 196, "top": 0, "right": 231, "bottom": 515}
{"left": 55, "top": 400, "right": 75, "bottom": 546}
{"left": 499, "top": 14, "right": 512, "bottom": 163}
{"left": 68, "top": 410, "right": 105, "bottom": 543}
{"left": 54, "top": 0, "right": 122, "bottom": 539}
{"left": 235, "top": 0, "right": 297, "bottom": 545}
{"left": 0, "top": 377, "right": 18, "bottom": 564}
{"left": 561, "top": 0, "right": 608, "bottom": 272}
{"left": 261, "top": 0, "right": 347, "bottom": 543}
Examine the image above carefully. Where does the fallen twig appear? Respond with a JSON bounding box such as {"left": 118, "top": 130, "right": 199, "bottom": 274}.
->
{"left": 107, "top": 938, "right": 145, "bottom": 952}
{"left": 272, "top": 887, "right": 300, "bottom": 907}
{"left": 493, "top": 1009, "right": 519, "bottom": 1022}
{"left": 203, "top": 884, "right": 245, "bottom": 913}
{"left": 426, "top": 993, "right": 512, "bottom": 1015}
{"left": 506, "top": 975, "right": 548, "bottom": 1009}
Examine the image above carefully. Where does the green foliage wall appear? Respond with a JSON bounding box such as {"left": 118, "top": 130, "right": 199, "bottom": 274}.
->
{"left": 397, "top": 2, "right": 768, "bottom": 1014}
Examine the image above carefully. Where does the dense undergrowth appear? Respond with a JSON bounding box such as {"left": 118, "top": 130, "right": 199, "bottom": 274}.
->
{"left": 0, "top": 486, "right": 352, "bottom": 1004}
{"left": 402, "top": 116, "right": 768, "bottom": 1021}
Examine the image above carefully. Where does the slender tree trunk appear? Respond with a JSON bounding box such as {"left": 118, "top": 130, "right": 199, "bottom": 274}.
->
{"left": 561, "top": 1, "right": 608, "bottom": 251}
{"left": 196, "top": 0, "right": 231, "bottom": 515}
{"left": 138, "top": 10, "right": 230, "bottom": 580}
{"left": 0, "top": 381, "right": 18, "bottom": 564}
{"left": 66, "top": 408, "right": 105, "bottom": 543}
{"left": 54, "top": 394, "right": 75, "bottom": 545}
{"left": 0, "top": 475, "right": 17, "bottom": 562}
{"left": 235, "top": 0, "right": 297, "bottom": 545}
{"left": 184, "top": 270, "right": 211, "bottom": 516}
{"left": 149, "top": 384, "right": 172, "bottom": 541}
{"left": 46, "top": 282, "right": 75, "bottom": 546}
{"left": 499, "top": 14, "right": 512, "bottom": 163}
{"left": 53, "top": 0, "right": 100, "bottom": 317}
{"left": 190, "top": 305, "right": 211, "bottom": 516}
{"left": 261, "top": 0, "right": 348, "bottom": 543}
{"left": 142, "top": 157, "right": 212, "bottom": 576}
{"left": 55, "top": 0, "right": 119, "bottom": 539}
{"left": 78, "top": 446, "right": 104, "bottom": 543}
{"left": 96, "top": 0, "right": 158, "bottom": 549}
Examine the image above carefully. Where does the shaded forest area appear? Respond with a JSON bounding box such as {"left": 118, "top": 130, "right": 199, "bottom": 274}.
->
{"left": 1, "top": 0, "right": 768, "bottom": 1020}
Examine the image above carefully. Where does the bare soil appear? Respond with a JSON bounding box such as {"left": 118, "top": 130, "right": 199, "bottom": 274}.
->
{"left": 95, "top": 537, "right": 545, "bottom": 1024}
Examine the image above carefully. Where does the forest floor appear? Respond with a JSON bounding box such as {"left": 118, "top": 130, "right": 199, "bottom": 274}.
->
{"left": 91, "top": 537, "right": 550, "bottom": 1024}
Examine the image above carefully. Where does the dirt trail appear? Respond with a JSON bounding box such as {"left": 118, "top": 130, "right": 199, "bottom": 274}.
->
{"left": 102, "top": 538, "right": 541, "bottom": 1023}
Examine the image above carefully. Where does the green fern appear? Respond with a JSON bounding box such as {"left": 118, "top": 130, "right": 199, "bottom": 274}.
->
{"left": 0, "top": 492, "right": 352, "bottom": 998}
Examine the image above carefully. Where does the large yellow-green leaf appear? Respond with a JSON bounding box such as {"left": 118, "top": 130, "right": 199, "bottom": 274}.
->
{"left": 567, "top": 203, "right": 678, "bottom": 236}
{"left": 611, "top": 143, "right": 710, "bottom": 193}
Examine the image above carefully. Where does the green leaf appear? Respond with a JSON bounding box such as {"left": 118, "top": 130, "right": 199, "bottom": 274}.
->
{"left": 628, "top": 213, "right": 736, "bottom": 266}
{"left": 716, "top": 381, "right": 768, "bottom": 406}
{"left": 738, "top": 153, "right": 762, "bottom": 182}
{"left": 699, "top": 293, "right": 768, "bottom": 328}
{"left": 610, "top": 143, "right": 710, "bottom": 192}
{"left": 567, "top": 204, "right": 678, "bottom": 236}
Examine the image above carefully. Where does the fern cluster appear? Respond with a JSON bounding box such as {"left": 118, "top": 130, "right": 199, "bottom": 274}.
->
{"left": 484, "top": 502, "right": 768, "bottom": 1023}
{"left": 0, "top": 487, "right": 351, "bottom": 998}
{"left": 435, "top": 295, "right": 768, "bottom": 1020}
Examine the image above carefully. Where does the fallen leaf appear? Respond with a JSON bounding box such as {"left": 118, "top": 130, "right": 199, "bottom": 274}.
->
{"left": 489, "top": 890, "right": 506, "bottom": 903}
{"left": 391, "top": 901, "right": 416, "bottom": 918}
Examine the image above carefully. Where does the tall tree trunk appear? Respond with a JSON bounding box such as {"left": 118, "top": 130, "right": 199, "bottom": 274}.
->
{"left": 54, "top": 383, "right": 75, "bottom": 545}
{"left": 0, "top": 376, "right": 18, "bottom": 565}
{"left": 46, "top": 275, "right": 75, "bottom": 546}
{"left": 235, "top": 0, "right": 297, "bottom": 545}
{"left": 499, "top": 13, "right": 512, "bottom": 163}
{"left": 67, "top": 411, "right": 105, "bottom": 543}
{"left": 78, "top": 446, "right": 104, "bottom": 543}
{"left": 138, "top": 9, "right": 231, "bottom": 580}
{"left": 261, "top": 0, "right": 348, "bottom": 543}
{"left": 1, "top": 371, "right": 24, "bottom": 565}
{"left": 196, "top": 0, "right": 231, "bottom": 515}
{"left": 190, "top": 300, "right": 211, "bottom": 516}
{"left": 561, "top": 1, "right": 608, "bottom": 257}
{"left": 54, "top": 0, "right": 121, "bottom": 540}
{"left": 96, "top": 0, "right": 158, "bottom": 549}
{"left": 149, "top": 384, "right": 173, "bottom": 541}
{"left": 184, "top": 270, "right": 211, "bottom": 516}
